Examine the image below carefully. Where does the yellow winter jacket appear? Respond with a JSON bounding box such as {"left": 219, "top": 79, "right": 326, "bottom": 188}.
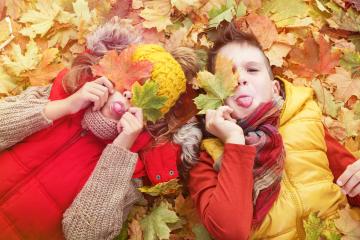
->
{"left": 251, "top": 78, "right": 348, "bottom": 239}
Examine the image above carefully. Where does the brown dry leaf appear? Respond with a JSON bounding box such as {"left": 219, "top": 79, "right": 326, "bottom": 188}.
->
{"left": 165, "top": 26, "right": 188, "bottom": 51}
{"left": 243, "top": 0, "right": 262, "bottom": 12}
{"left": 326, "top": 67, "right": 360, "bottom": 102}
{"left": 339, "top": 107, "right": 360, "bottom": 137}
{"left": 324, "top": 116, "right": 347, "bottom": 142}
{"left": 175, "top": 194, "right": 200, "bottom": 228}
{"left": 264, "top": 43, "right": 291, "bottom": 67}
{"left": 128, "top": 219, "right": 143, "bottom": 240}
{"left": 334, "top": 205, "right": 360, "bottom": 240}
{"left": 246, "top": 13, "right": 278, "bottom": 49}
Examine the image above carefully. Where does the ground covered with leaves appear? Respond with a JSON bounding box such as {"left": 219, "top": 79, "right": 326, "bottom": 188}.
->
{"left": 1, "top": 0, "right": 360, "bottom": 239}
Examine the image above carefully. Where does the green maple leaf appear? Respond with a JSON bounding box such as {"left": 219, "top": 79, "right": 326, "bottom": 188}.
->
{"left": 340, "top": 51, "right": 360, "bottom": 78}
{"left": 131, "top": 81, "right": 167, "bottom": 123}
{"left": 208, "top": 0, "right": 236, "bottom": 28}
{"left": 140, "top": 201, "right": 179, "bottom": 240}
{"left": 194, "top": 55, "right": 238, "bottom": 114}
{"left": 304, "top": 212, "right": 341, "bottom": 240}
{"left": 261, "top": 0, "right": 312, "bottom": 27}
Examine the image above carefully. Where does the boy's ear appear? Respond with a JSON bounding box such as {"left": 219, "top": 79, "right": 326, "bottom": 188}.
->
{"left": 273, "top": 80, "right": 281, "bottom": 96}
{"left": 169, "top": 47, "right": 199, "bottom": 81}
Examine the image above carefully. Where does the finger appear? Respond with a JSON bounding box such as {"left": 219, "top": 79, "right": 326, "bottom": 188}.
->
{"left": 215, "top": 106, "right": 230, "bottom": 121}
{"left": 342, "top": 172, "right": 360, "bottom": 195}
{"left": 205, "top": 110, "right": 216, "bottom": 129}
{"left": 90, "top": 86, "right": 109, "bottom": 108}
{"left": 348, "top": 183, "right": 360, "bottom": 197}
{"left": 85, "top": 93, "right": 100, "bottom": 111}
{"left": 128, "top": 107, "right": 143, "bottom": 123}
{"left": 87, "top": 88, "right": 107, "bottom": 110}
{"left": 93, "top": 76, "right": 114, "bottom": 93}
{"left": 120, "top": 116, "right": 133, "bottom": 134}
{"left": 337, "top": 160, "right": 360, "bottom": 186}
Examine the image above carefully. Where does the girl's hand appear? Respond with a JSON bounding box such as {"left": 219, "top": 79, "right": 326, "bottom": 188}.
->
{"left": 205, "top": 106, "right": 245, "bottom": 144}
{"left": 65, "top": 76, "right": 114, "bottom": 114}
{"left": 113, "top": 107, "right": 144, "bottom": 150}
{"left": 337, "top": 159, "right": 360, "bottom": 197}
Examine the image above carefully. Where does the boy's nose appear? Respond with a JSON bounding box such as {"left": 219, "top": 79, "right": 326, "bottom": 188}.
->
{"left": 237, "top": 77, "right": 248, "bottom": 86}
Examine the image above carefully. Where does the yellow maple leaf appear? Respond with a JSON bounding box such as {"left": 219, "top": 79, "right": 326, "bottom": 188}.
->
{"left": 22, "top": 48, "right": 64, "bottom": 86}
{"left": 0, "top": 67, "right": 18, "bottom": 97}
{"left": 339, "top": 107, "right": 360, "bottom": 138}
{"left": 265, "top": 43, "right": 292, "bottom": 67}
{"left": 1, "top": 40, "right": 41, "bottom": 76}
{"left": 140, "top": 0, "right": 173, "bottom": 32}
{"left": 19, "top": 0, "right": 62, "bottom": 38}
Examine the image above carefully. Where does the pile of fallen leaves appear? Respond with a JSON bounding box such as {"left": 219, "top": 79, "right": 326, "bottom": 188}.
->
{"left": 1, "top": 0, "right": 360, "bottom": 239}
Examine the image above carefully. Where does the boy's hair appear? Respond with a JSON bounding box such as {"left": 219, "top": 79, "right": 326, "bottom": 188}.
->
{"left": 208, "top": 22, "right": 274, "bottom": 80}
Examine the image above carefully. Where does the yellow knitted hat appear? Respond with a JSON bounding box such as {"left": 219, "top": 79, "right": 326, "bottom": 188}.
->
{"left": 132, "top": 44, "right": 186, "bottom": 115}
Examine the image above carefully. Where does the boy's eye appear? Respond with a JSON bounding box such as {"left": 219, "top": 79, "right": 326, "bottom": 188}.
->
{"left": 247, "top": 68, "right": 258, "bottom": 72}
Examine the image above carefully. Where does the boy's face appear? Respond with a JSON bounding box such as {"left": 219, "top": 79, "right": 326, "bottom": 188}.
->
{"left": 218, "top": 42, "right": 280, "bottom": 119}
{"left": 100, "top": 90, "right": 132, "bottom": 121}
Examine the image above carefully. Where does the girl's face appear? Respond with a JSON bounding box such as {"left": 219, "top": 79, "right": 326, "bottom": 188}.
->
{"left": 218, "top": 42, "right": 280, "bottom": 119}
{"left": 101, "top": 90, "right": 132, "bottom": 121}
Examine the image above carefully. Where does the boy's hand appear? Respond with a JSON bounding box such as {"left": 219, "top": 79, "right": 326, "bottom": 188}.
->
{"left": 113, "top": 107, "right": 144, "bottom": 150}
{"left": 337, "top": 160, "right": 360, "bottom": 197}
{"left": 65, "top": 76, "right": 114, "bottom": 114}
{"left": 205, "top": 106, "right": 245, "bottom": 144}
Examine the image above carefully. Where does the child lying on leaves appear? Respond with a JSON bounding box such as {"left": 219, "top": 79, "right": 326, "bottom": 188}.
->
{"left": 0, "top": 19, "right": 202, "bottom": 240}
{"left": 187, "top": 23, "right": 360, "bottom": 240}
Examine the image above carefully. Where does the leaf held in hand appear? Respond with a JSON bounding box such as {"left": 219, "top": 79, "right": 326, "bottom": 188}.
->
{"left": 131, "top": 81, "right": 167, "bottom": 123}
{"left": 92, "top": 47, "right": 153, "bottom": 92}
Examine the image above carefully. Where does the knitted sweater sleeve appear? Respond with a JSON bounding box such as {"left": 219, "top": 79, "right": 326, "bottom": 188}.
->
{"left": 0, "top": 85, "right": 53, "bottom": 151}
{"left": 62, "top": 144, "right": 142, "bottom": 240}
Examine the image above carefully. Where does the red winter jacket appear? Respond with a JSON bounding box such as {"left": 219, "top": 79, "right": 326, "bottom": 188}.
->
{"left": 0, "top": 69, "right": 180, "bottom": 239}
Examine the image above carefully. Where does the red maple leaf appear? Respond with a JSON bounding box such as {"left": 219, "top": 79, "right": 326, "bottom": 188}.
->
{"left": 288, "top": 35, "right": 341, "bottom": 79}
{"left": 92, "top": 46, "right": 153, "bottom": 92}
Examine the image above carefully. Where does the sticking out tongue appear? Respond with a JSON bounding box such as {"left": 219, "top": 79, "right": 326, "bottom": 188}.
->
{"left": 236, "top": 96, "right": 253, "bottom": 108}
{"left": 110, "top": 102, "right": 126, "bottom": 116}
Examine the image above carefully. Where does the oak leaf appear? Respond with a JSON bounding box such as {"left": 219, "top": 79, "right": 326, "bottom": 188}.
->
{"left": 91, "top": 47, "right": 153, "bottom": 92}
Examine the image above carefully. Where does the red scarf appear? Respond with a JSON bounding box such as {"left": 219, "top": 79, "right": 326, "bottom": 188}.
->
{"left": 237, "top": 97, "right": 285, "bottom": 227}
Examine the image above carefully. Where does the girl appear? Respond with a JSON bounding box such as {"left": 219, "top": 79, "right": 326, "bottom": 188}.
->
{"left": 188, "top": 23, "right": 360, "bottom": 240}
{"left": 0, "top": 19, "right": 202, "bottom": 240}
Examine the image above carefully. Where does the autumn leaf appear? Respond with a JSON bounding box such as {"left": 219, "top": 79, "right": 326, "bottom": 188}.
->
{"left": 339, "top": 107, "right": 360, "bottom": 137}
{"left": 288, "top": 35, "right": 341, "bottom": 78}
{"left": 326, "top": 2, "right": 360, "bottom": 32}
{"left": 138, "top": 179, "right": 182, "bottom": 196}
{"left": 22, "top": 48, "right": 64, "bottom": 86}
{"left": 311, "top": 79, "right": 343, "bottom": 118}
{"left": 171, "top": 0, "right": 201, "bottom": 14}
{"left": 0, "top": 67, "right": 18, "bottom": 97}
{"left": 1, "top": 40, "right": 41, "bottom": 76}
{"left": 175, "top": 194, "right": 200, "bottom": 228}
{"left": 140, "top": 201, "right": 180, "bottom": 240}
{"left": 264, "top": 43, "right": 292, "bottom": 67}
{"left": 303, "top": 212, "right": 341, "bottom": 240}
{"left": 326, "top": 67, "right": 360, "bottom": 102}
{"left": 92, "top": 47, "right": 153, "bottom": 92}
{"left": 260, "top": 0, "right": 312, "bottom": 27}
{"left": 340, "top": 51, "right": 360, "bottom": 78}
{"left": 131, "top": 81, "right": 168, "bottom": 123}
{"left": 0, "top": 17, "right": 15, "bottom": 50}
{"left": 245, "top": 13, "right": 278, "bottom": 49}
{"left": 19, "top": 0, "right": 62, "bottom": 38}
{"left": 335, "top": 205, "right": 360, "bottom": 240}
{"left": 128, "top": 219, "right": 143, "bottom": 240}
{"left": 208, "top": 0, "right": 236, "bottom": 28}
{"left": 194, "top": 54, "right": 238, "bottom": 114}
{"left": 140, "top": 0, "right": 173, "bottom": 32}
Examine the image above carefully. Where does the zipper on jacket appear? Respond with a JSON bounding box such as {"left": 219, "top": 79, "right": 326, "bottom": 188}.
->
{"left": 282, "top": 172, "right": 306, "bottom": 240}
{"left": 0, "top": 129, "right": 88, "bottom": 205}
